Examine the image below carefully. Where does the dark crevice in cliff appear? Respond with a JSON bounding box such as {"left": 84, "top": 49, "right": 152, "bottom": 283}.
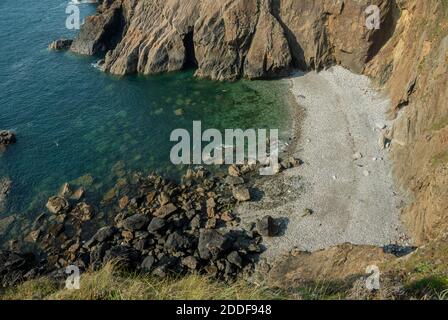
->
{"left": 182, "top": 31, "right": 197, "bottom": 69}
{"left": 270, "top": 0, "right": 307, "bottom": 70}
{"left": 107, "top": 6, "right": 127, "bottom": 52}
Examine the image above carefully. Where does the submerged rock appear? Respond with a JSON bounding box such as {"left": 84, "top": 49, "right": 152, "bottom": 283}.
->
{"left": 118, "top": 196, "right": 129, "bottom": 209}
{"left": 0, "top": 177, "right": 12, "bottom": 213}
{"left": 0, "top": 215, "right": 15, "bottom": 236}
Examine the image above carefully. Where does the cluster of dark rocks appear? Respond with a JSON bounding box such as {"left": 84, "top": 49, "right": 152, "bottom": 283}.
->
{"left": 0, "top": 250, "right": 43, "bottom": 288}
{"left": 0, "top": 130, "right": 16, "bottom": 149}
{"left": 2, "top": 165, "right": 283, "bottom": 287}
{"left": 0, "top": 154, "right": 301, "bottom": 287}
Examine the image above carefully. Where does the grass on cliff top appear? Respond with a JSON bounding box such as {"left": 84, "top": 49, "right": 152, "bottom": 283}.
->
{"left": 0, "top": 263, "right": 286, "bottom": 300}
{"left": 3, "top": 236, "right": 448, "bottom": 300}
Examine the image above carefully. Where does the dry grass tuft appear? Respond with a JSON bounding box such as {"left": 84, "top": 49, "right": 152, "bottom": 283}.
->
{"left": 1, "top": 263, "right": 285, "bottom": 300}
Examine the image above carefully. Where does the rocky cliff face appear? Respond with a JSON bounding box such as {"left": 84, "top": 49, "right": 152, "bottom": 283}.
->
{"left": 366, "top": 0, "right": 448, "bottom": 244}
{"left": 71, "top": 0, "right": 396, "bottom": 80}
{"left": 71, "top": 0, "right": 448, "bottom": 244}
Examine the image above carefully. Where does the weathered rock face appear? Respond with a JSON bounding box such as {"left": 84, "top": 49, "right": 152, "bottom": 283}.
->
{"left": 365, "top": 0, "right": 448, "bottom": 244}
{"left": 70, "top": 0, "right": 127, "bottom": 55}
{"left": 71, "top": 0, "right": 395, "bottom": 80}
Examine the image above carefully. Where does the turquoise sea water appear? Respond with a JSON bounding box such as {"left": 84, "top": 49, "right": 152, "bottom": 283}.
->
{"left": 0, "top": 1, "right": 291, "bottom": 233}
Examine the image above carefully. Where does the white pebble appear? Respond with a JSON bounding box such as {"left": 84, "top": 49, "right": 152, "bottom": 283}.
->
{"left": 352, "top": 152, "right": 363, "bottom": 160}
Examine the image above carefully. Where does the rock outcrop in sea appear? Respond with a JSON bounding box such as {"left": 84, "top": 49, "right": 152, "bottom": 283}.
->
{"left": 0, "top": 131, "right": 16, "bottom": 148}
{"left": 49, "top": 39, "right": 73, "bottom": 51}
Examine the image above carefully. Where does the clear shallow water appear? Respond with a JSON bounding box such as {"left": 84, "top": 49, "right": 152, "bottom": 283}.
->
{"left": 0, "top": 1, "right": 291, "bottom": 229}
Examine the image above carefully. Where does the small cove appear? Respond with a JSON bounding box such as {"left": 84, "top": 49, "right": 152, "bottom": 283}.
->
{"left": 0, "top": 0, "right": 293, "bottom": 243}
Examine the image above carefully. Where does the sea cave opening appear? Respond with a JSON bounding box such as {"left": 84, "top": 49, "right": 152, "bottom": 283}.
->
{"left": 182, "top": 30, "right": 197, "bottom": 70}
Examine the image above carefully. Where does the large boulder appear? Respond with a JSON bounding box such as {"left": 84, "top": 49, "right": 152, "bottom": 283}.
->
{"left": 164, "top": 232, "right": 191, "bottom": 253}
{"left": 71, "top": 202, "right": 94, "bottom": 221}
{"left": 147, "top": 217, "right": 166, "bottom": 234}
{"left": 93, "top": 226, "right": 116, "bottom": 243}
{"left": 49, "top": 39, "right": 73, "bottom": 51}
{"left": 122, "top": 214, "right": 150, "bottom": 231}
{"left": 0, "top": 131, "right": 16, "bottom": 147}
{"left": 153, "top": 203, "right": 177, "bottom": 218}
{"left": 46, "top": 196, "right": 70, "bottom": 214}
{"left": 256, "top": 215, "right": 278, "bottom": 237}
{"left": 198, "top": 229, "right": 231, "bottom": 260}
{"left": 141, "top": 255, "right": 156, "bottom": 272}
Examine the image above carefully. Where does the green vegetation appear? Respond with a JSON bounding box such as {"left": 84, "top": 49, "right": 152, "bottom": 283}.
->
{"left": 405, "top": 276, "right": 448, "bottom": 299}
